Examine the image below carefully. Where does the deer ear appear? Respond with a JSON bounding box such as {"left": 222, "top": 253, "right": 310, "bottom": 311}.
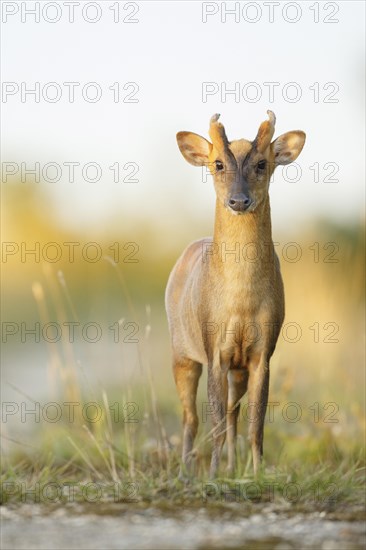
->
{"left": 176, "top": 131, "right": 212, "bottom": 166}
{"left": 271, "top": 131, "right": 306, "bottom": 166}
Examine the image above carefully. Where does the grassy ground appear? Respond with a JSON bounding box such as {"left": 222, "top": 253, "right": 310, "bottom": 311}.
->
{"left": 1, "top": 372, "right": 365, "bottom": 513}
{"left": 2, "top": 422, "right": 365, "bottom": 514}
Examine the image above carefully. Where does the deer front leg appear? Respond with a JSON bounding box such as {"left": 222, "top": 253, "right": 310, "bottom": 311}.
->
{"left": 174, "top": 358, "right": 202, "bottom": 479}
{"left": 227, "top": 368, "right": 249, "bottom": 476}
{"left": 207, "top": 360, "right": 229, "bottom": 479}
{"left": 247, "top": 354, "right": 270, "bottom": 476}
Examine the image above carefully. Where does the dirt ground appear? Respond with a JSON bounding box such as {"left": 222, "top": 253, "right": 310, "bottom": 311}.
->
{"left": 1, "top": 504, "right": 365, "bottom": 550}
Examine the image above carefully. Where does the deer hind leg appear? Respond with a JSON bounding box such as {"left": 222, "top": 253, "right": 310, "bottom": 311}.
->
{"left": 247, "top": 355, "right": 270, "bottom": 476}
{"left": 227, "top": 368, "right": 249, "bottom": 476}
{"left": 207, "top": 361, "right": 229, "bottom": 479}
{"left": 173, "top": 358, "right": 202, "bottom": 478}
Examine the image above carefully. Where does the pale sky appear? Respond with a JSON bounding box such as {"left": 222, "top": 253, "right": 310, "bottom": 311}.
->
{"left": 2, "top": 1, "right": 365, "bottom": 237}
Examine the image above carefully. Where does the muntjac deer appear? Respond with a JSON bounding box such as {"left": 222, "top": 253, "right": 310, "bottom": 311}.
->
{"left": 165, "top": 111, "right": 305, "bottom": 477}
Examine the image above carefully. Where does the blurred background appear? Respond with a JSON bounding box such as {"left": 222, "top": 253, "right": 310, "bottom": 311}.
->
{"left": 1, "top": 1, "right": 365, "bottom": 466}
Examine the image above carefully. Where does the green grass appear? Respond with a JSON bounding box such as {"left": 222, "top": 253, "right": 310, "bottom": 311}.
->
{"left": 1, "top": 389, "right": 365, "bottom": 513}
{"left": 2, "top": 450, "right": 365, "bottom": 516}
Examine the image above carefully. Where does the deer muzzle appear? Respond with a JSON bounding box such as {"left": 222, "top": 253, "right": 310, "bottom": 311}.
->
{"left": 228, "top": 193, "right": 253, "bottom": 213}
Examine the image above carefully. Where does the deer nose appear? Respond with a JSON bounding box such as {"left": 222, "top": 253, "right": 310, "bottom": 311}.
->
{"left": 228, "top": 194, "right": 252, "bottom": 212}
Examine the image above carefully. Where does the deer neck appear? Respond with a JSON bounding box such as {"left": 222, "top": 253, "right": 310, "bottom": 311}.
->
{"left": 212, "top": 198, "right": 274, "bottom": 276}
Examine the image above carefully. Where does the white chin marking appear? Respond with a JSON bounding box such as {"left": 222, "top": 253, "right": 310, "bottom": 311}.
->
{"left": 226, "top": 207, "right": 241, "bottom": 216}
{"left": 226, "top": 206, "right": 256, "bottom": 215}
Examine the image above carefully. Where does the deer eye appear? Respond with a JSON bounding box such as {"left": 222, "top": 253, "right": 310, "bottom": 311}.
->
{"left": 257, "top": 160, "right": 266, "bottom": 171}
{"left": 215, "top": 160, "right": 224, "bottom": 171}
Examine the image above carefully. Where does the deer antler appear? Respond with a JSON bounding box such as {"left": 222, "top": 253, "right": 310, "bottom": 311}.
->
{"left": 254, "top": 110, "right": 276, "bottom": 153}
{"left": 209, "top": 113, "right": 229, "bottom": 151}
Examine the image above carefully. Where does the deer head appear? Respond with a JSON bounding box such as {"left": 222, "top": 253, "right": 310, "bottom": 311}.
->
{"left": 177, "top": 111, "right": 306, "bottom": 214}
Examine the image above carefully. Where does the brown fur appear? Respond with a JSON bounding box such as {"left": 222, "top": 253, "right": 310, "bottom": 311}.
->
{"left": 166, "top": 112, "right": 305, "bottom": 478}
